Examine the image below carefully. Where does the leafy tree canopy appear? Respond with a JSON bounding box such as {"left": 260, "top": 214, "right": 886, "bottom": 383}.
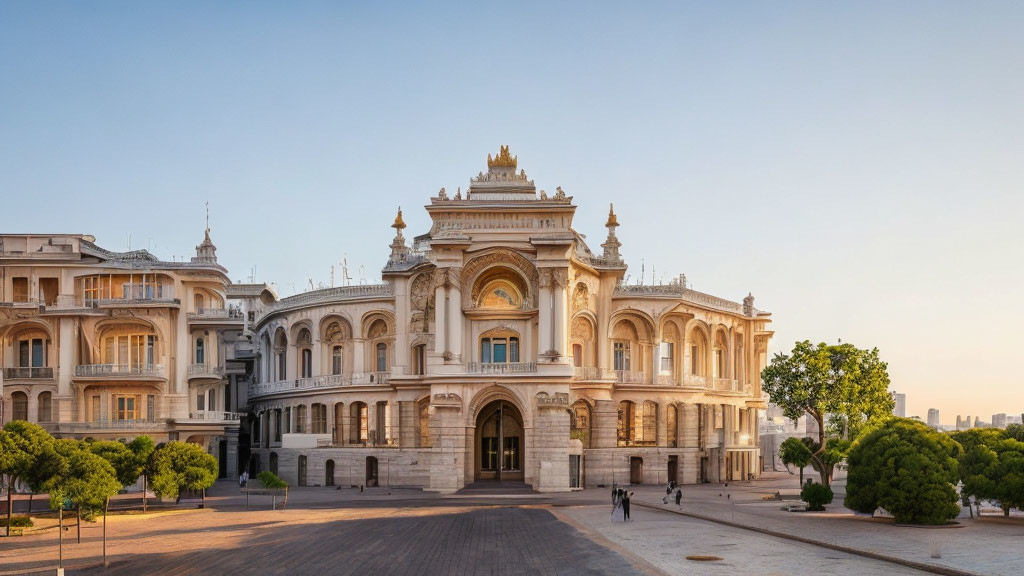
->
{"left": 957, "top": 431, "right": 1024, "bottom": 516}
{"left": 44, "top": 439, "right": 121, "bottom": 514}
{"left": 1005, "top": 424, "right": 1024, "bottom": 442}
{"left": 88, "top": 440, "right": 143, "bottom": 488}
{"left": 146, "top": 442, "right": 217, "bottom": 500}
{"left": 762, "top": 341, "right": 892, "bottom": 485}
{"left": 845, "top": 418, "right": 961, "bottom": 525}
{"left": 0, "top": 421, "right": 53, "bottom": 482}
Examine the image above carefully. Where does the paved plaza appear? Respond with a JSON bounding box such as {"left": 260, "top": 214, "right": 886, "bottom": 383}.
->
{"left": 1, "top": 472, "right": 1022, "bottom": 576}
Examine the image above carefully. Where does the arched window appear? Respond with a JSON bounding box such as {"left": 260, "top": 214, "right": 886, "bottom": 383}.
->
{"left": 418, "top": 398, "right": 431, "bottom": 447}
{"left": 374, "top": 401, "right": 388, "bottom": 445}
{"left": 101, "top": 327, "right": 157, "bottom": 368}
{"left": 274, "top": 329, "right": 287, "bottom": 381}
{"left": 636, "top": 401, "right": 658, "bottom": 445}
{"left": 667, "top": 404, "right": 678, "bottom": 447}
{"left": 617, "top": 401, "right": 634, "bottom": 446}
{"left": 295, "top": 404, "right": 307, "bottom": 434}
{"left": 311, "top": 403, "right": 327, "bottom": 434}
{"left": 301, "top": 349, "right": 312, "bottom": 378}
{"left": 333, "top": 403, "right": 345, "bottom": 444}
{"left": 194, "top": 293, "right": 204, "bottom": 312}
{"left": 376, "top": 343, "right": 388, "bottom": 372}
{"left": 571, "top": 401, "right": 592, "bottom": 449}
{"left": 413, "top": 344, "right": 426, "bottom": 375}
{"left": 195, "top": 338, "right": 205, "bottom": 365}
{"left": 332, "top": 346, "right": 343, "bottom": 375}
{"left": 37, "top": 392, "right": 52, "bottom": 423}
{"left": 351, "top": 402, "right": 368, "bottom": 444}
{"left": 479, "top": 330, "right": 520, "bottom": 364}
{"left": 12, "top": 391, "right": 28, "bottom": 421}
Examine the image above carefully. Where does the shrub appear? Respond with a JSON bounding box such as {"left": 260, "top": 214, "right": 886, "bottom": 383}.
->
{"left": 801, "top": 482, "right": 833, "bottom": 511}
{"left": 258, "top": 471, "right": 288, "bottom": 489}
{"left": 845, "top": 418, "right": 960, "bottom": 525}
{"left": 0, "top": 515, "right": 33, "bottom": 528}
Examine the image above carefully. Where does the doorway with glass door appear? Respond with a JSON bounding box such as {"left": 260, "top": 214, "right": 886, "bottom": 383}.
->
{"left": 475, "top": 400, "right": 524, "bottom": 482}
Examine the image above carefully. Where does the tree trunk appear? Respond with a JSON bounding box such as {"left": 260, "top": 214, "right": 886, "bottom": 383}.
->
{"left": 799, "top": 467, "right": 804, "bottom": 487}
{"left": 143, "top": 475, "right": 148, "bottom": 513}
{"left": 6, "top": 475, "right": 13, "bottom": 537}
{"left": 28, "top": 493, "right": 33, "bottom": 514}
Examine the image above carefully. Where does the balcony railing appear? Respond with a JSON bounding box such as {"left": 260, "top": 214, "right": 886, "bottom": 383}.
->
{"left": 186, "top": 411, "right": 243, "bottom": 422}
{"left": 248, "top": 373, "right": 352, "bottom": 398}
{"left": 466, "top": 362, "right": 538, "bottom": 374}
{"left": 44, "top": 419, "right": 162, "bottom": 432}
{"left": 188, "top": 307, "right": 244, "bottom": 321}
{"left": 75, "top": 364, "right": 166, "bottom": 378}
{"left": 682, "top": 374, "right": 709, "bottom": 389}
{"left": 610, "top": 369, "right": 647, "bottom": 383}
{"left": 654, "top": 374, "right": 675, "bottom": 386}
{"left": 188, "top": 363, "right": 226, "bottom": 378}
{"left": 572, "top": 366, "right": 602, "bottom": 380}
{"left": 4, "top": 367, "right": 55, "bottom": 379}
{"left": 713, "top": 377, "right": 741, "bottom": 392}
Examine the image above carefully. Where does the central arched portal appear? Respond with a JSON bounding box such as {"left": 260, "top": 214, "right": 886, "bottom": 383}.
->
{"left": 475, "top": 400, "right": 524, "bottom": 482}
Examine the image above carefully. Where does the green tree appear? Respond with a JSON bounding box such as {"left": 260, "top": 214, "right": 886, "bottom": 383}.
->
{"left": 778, "top": 437, "right": 812, "bottom": 486}
{"left": 949, "top": 428, "right": 1004, "bottom": 454}
{"left": 1005, "top": 423, "right": 1024, "bottom": 442}
{"left": 44, "top": 439, "right": 122, "bottom": 519}
{"left": 959, "top": 435, "right": 1024, "bottom": 516}
{"left": 845, "top": 418, "right": 961, "bottom": 525}
{"left": 88, "top": 440, "right": 142, "bottom": 488}
{"left": 801, "top": 482, "right": 834, "bottom": 511}
{"left": 1, "top": 421, "right": 53, "bottom": 535}
{"left": 146, "top": 442, "right": 217, "bottom": 502}
{"left": 761, "top": 341, "right": 892, "bottom": 486}
{"left": 128, "top": 436, "right": 156, "bottom": 511}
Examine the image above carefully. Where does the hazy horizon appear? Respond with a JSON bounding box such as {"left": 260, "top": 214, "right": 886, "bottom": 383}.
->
{"left": 2, "top": 2, "right": 1022, "bottom": 424}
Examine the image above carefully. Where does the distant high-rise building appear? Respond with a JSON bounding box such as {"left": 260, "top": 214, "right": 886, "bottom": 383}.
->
{"left": 992, "top": 414, "right": 1007, "bottom": 428}
{"left": 927, "top": 409, "right": 940, "bottom": 428}
{"left": 893, "top": 393, "right": 906, "bottom": 418}
{"left": 956, "top": 415, "right": 972, "bottom": 431}
{"left": 974, "top": 416, "right": 981, "bottom": 429}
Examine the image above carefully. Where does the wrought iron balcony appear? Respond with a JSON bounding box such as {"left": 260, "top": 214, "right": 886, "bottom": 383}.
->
{"left": 4, "top": 366, "right": 55, "bottom": 380}
{"left": 74, "top": 364, "right": 166, "bottom": 378}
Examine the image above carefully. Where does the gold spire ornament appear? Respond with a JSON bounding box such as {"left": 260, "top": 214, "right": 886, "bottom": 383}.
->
{"left": 605, "top": 203, "right": 619, "bottom": 228}
{"left": 392, "top": 207, "right": 406, "bottom": 231}
{"left": 487, "top": 145, "right": 518, "bottom": 168}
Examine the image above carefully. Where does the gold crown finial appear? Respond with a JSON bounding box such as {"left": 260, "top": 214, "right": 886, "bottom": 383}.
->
{"left": 392, "top": 207, "right": 406, "bottom": 230}
{"left": 487, "top": 145, "right": 517, "bottom": 168}
{"left": 606, "top": 203, "right": 619, "bottom": 228}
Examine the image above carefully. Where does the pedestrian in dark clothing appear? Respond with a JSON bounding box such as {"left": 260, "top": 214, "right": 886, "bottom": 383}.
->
{"left": 623, "top": 490, "right": 632, "bottom": 521}
{"left": 674, "top": 488, "right": 682, "bottom": 508}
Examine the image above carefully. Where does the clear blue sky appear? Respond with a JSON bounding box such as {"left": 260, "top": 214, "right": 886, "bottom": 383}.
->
{"left": 2, "top": 2, "right": 1022, "bottom": 424}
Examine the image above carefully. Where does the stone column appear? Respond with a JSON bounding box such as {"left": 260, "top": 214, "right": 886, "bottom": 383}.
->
{"left": 398, "top": 401, "right": 417, "bottom": 447}
{"left": 393, "top": 277, "right": 409, "bottom": 376}
{"left": 593, "top": 399, "right": 619, "bottom": 449}
{"left": 656, "top": 401, "right": 668, "bottom": 447}
{"left": 57, "top": 317, "right": 75, "bottom": 421}
{"left": 428, "top": 405, "right": 466, "bottom": 493}
{"left": 537, "top": 271, "right": 552, "bottom": 357}
{"left": 367, "top": 402, "right": 378, "bottom": 445}
{"left": 552, "top": 270, "right": 567, "bottom": 361}
{"left": 434, "top": 276, "right": 447, "bottom": 355}
{"left": 680, "top": 403, "right": 700, "bottom": 484}
{"left": 446, "top": 270, "right": 462, "bottom": 361}
{"left": 352, "top": 338, "right": 365, "bottom": 375}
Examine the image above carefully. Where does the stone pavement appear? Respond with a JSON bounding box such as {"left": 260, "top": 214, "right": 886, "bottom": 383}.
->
{"left": 626, "top": 470, "right": 1024, "bottom": 576}
{"left": 555, "top": 504, "right": 926, "bottom": 576}
{"left": 1, "top": 506, "right": 653, "bottom": 576}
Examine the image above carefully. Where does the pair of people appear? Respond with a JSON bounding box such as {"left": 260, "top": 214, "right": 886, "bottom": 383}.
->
{"left": 611, "top": 487, "right": 633, "bottom": 521}
{"left": 661, "top": 482, "right": 683, "bottom": 508}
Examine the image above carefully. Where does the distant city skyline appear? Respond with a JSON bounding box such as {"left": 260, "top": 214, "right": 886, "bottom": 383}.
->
{"left": 2, "top": 2, "right": 1022, "bottom": 421}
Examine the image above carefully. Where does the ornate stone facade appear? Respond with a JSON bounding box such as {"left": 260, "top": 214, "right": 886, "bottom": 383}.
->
{"left": 243, "top": 148, "right": 774, "bottom": 492}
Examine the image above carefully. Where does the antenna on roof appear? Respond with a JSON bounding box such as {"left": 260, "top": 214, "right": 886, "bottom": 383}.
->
{"left": 358, "top": 265, "right": 366, "bottom": 285}
{"left": 342, "top": 255, "right": 352, "bottom": 286}
{"left": 331, "top": 265, "right": 335, "bottom": 288}
{"left": 205, "top": 201, "right": 210, "bottom": 231}
{"left": 639, "top": 258, "right": 645, "bottom": 285}
{"left": 307, "top": 276, "right": 315, "bottom": 291}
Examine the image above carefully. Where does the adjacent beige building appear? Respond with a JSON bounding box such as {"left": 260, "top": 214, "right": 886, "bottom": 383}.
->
{"left": 245, "top": 147, "right": 774, "bottom": 492}
{"left": 0, "top": 230, "right": 249, "bottom": 479}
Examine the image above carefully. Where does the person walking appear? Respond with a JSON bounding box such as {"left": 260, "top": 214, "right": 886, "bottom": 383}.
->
{"left": 611, "top": 489, "right": 625, "bottom": 522}
{"left": 662, "top": 483, "right": 672, "bottom": 504}
{"left": 674, "top": 487, "right": 682, "bottom": 509}
{"left": 611, "top": 482, "right": 619, "bottom": 512}
{"left": 623, "top": 490, "right": 633, "bottom": 521}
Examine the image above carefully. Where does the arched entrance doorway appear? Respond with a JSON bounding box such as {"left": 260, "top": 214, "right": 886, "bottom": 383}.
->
{"left": 475, "top": 400, "right": 524, "bottom": 482}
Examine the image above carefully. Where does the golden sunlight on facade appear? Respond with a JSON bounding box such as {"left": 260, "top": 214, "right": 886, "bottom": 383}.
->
{"left": 1, "top": 148, "right": 773, "bottom": 492}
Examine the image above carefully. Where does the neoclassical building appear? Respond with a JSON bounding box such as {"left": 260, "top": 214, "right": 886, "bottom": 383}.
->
{"left": 0, "top": 230, "right": 252, "bottom": 481}
{"left": 246, "top": 147, "right": 773, "bottom": 492}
